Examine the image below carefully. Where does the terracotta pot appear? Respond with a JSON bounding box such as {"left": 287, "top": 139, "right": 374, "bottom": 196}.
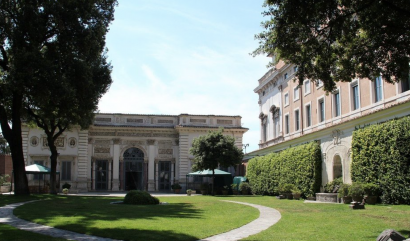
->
{"left": 201, "top": 189, "right": 208, "bottom": 195}
{"left": 292, "top": 193, "right": 301, "bottom": 200}
{"left": 174, "top": 189, "right": 181, "bottom": 194}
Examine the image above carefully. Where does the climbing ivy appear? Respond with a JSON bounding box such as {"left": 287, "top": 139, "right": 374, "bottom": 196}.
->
{"left": 247, "top": 142, "right": 322, "bottom": 197}
{"left": 351, "top": 116, "right": 410, "bottom": 204}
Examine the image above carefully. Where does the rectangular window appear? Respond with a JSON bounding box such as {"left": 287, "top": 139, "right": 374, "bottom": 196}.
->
{"left": 334, "top": 91, "right": 341, "bottom": 117}
{"left": 294, "top": 87, "right": 300, "bottom": 101}
{"left": 319, "top": 99, "right": 325, "bottom": 122}
{"left": 306, "top": 104, "right": 311, "bottom": 127}
{"left": 61, "top": 161, "right": 71, "bottom": 181}
{"left": 401, "top": 74, "right": 410, "bottom": 93}
{"left": 284, "top": 73, "right": 288, "bottom": 79}
{"left": 304, "top": 80, "right": 311, "bottom": 95}
{"left": 285, "top": 115, "right": 289, "bottom": 134}
{"left": 352, "top": 83, "right": 359, "bottom": 110}
{"left": 294, "top": 66, "right": 298, "bottom": 72}
{"left": 375, "top": 76, "right": 383, "bottom": 102}
{"left": 284, "top": 93, "right": 289, "bottom": 106}
{"left": 295, "top": 110, "right": 300, "bottom": 131}
{"left": 316, "top": 79, "right": 323, "bottom": 88}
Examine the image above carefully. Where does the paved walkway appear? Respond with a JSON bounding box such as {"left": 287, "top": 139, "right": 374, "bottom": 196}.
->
{"left": 201, "top": 200, "right": 281, "bottom": 241}
{"left": 0, "top": 197, "right": 281, "bottom": 241}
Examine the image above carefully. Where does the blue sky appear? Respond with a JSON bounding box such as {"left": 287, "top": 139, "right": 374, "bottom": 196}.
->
{"left": 99, "top": 0, "right": 270, "bottom": 152}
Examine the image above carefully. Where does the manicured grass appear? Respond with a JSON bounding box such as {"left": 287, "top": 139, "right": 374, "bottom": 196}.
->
{"left": 0, "top": 195, "right": 66, "bottom": 241}
{"left": 4, "top": 195, "right": 410, "bottom": 241}
{"left": 13, "top": 195, "right": 259, "bottom": 241}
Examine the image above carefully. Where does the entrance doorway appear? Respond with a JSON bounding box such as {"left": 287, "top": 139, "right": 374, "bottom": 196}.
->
{"left": 123, "top": 148, "right": 145, "bottom": 190}
{"left": 158, "top": 161, "right": 171, "bottom": 191}
{"left": 95, "top": 160, "right": 108, "bottom": 190}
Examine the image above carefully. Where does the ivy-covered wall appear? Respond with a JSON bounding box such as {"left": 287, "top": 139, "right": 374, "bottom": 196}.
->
{"left": 351, "top": 116, "right": 410, "bottom": 204}
{"left": 247, "top": 142, "right": 322, "bottom": 197}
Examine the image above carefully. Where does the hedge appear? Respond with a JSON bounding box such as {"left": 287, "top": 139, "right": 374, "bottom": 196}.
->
{"left": 351, "top": 116, "right": 410, "bottom": 204}
{"left": 247, "top": 142, "right": 322, "bottom": 197}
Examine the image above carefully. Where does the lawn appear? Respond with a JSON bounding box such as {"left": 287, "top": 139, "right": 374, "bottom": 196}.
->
{"left": 2, "top": 195, "right": 410, "bottom": 241}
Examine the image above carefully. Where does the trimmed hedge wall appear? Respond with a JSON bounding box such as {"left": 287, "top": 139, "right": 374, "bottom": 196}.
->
{"left": 351, "top": 116, "right": 410, "bottom": 204}
{"left": 247, "top": 142, "right": 322, "bottom": 197}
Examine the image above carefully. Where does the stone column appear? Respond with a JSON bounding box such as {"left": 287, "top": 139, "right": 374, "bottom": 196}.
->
{"left": 112, "top": 138, "right": 120, "bottom": 191}
{"left": 147, "top": 139, "right": 156, "bottom": 191}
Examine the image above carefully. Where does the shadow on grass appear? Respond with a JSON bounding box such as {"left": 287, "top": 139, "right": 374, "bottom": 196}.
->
{"left": 14, "top": 196, "right": 204, "bottom": 240}
{"left": 0, "top": 223, "right": 66, "bottom": 241}
{"left": 58, "top": 225, "right": 199, "bottom": 241}
{"left": 398, "top": 230, "right": 410, "bottom": 238}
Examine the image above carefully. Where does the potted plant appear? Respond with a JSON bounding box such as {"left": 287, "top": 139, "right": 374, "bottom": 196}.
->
{"left": 200, "top": 182, "right": 209, "bottom": 195}
{"left": 221, "top": 185, "right": 229, "bottom": 195}
{"left": 171, "top": 183, "right": 182, "bottom": 194}
{"left": 186, "top": 189, "right": 192, "bottom": 196}
{"left": 61, "top": 182, "right": 71, "bottom": 194}
{"left": 239, "top": 182, "right": 251, "bottom": 195}
{"left": 363, "top": 183, "right": 380, "bottom": 205}
{"left": 338, "top": 183, "right": 352, "bottom": 204}
{"left": 231, "top": 183, "right": 239, "bottom": 195}
{"left": 349, "top": 182, "right": 364, "bottom": 202}
{"left": 0, "top": 174, "right": 11, "bottom": 193}
{"left": 291, "top": 187, "right": 302, "bottom": 200}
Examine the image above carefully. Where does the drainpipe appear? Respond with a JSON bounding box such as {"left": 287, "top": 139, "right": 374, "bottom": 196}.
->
{"left": 300, "top": 85, "right": 304, "bottom": 135}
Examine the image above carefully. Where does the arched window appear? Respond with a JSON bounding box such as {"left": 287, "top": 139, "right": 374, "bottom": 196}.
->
{"left": 333, "top": 155, "right": 343, "bottom": 180}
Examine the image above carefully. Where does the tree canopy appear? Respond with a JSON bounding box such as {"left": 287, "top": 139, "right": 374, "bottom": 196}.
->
{"left": 253, "top": 0, "right": 410, "bottom": 92}
{"left": 190, "top": 128, "right": 244, "bottom": 172}
{"left": 0, "top": 0, "right": 117, "bottom": 194}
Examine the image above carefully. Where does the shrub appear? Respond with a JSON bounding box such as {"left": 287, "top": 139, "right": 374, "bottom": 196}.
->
{"left": 291, "top": 187, "right": 301, "bottom": 194}
{"left": 0, "top": 174, "right": 10, "bottom": 186}
{"left": 363, "top": 183, "right": 381, "bottom": 196}
{"left": 123, "top": 190, "right": 159, "bottom": 205}
{"left": 338, "top": 183, "right": 351, "bottom": 198}
{"left": 247, "top": 142, "right": 321, "bottom": 197}
{"left": 348, "top": 183, "right": 364, "bottom": 197}
{"left": 62, "top": 183, "right": 71, "bottom": 189}
{"left": 351, "top": 116, "right": 410, "bottom": 204}
{"left": 239, "top": 182, "right": 250, "bottom": 192}
{"left": 278, "top": 183, "right": 295, "bottom": 193}
{"left": 324, "top": 177, "right": 343, "bottom": 193}
{"left": 171, "top": 183, "right": 181, "bottom": 190}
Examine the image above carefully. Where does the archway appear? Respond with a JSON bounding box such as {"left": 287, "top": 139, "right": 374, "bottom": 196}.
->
{"left": 123, "top": 148, "right": 145, "bottom": 190}
{"left": 333, "top": 155, "right": 343, "bottom": 180}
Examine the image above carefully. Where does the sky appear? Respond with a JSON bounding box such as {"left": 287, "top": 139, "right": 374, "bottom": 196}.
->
{"left": 99, "top": 0, "right": 271, "bottom": 153}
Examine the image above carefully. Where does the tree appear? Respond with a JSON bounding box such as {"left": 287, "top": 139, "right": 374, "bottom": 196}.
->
{"left": 253, "top": 0, "right": 410, "bottom": 92}
{"left": 190, "top": 128, "right": 244, "bottom": 195}
{"left": 0, "top": 0, "right": 117, "bottom": 195}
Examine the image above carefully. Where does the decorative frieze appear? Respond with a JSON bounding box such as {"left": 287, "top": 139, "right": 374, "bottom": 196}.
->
{"left": 113, "top": 138, "right": 121, "bottom": 145}
{"left": 127, "top": 118, "right": 144, "bottom": 123}
{"left": 158, "top": 119, "right": 174, "bottom": 124}
{"left": 217, "top": 119, "right": 233, "bottom": 125}
{"left": 123, "top": 140, "right": 145, "bottom": 146}
{"left": 94, "top": 140, "right": 111, "bottom": 145}
{"left": 153, "top": 133, "right": 178, "bottom": 138}
{"left": 30, "top": 136, "right": 39, "bottom": 147}
{"left": 89, "top": 132, "right": 116, "bottom": 136}
{"left": 190, "top": 119, "right": 206, "bottom": 123}
{"left": 158, "top": 149, "right": 173, "bottom": 155}
{"left": 147, "top": 139, "right": 155, "bottom": 145}
{"left": 95, "top": 118, "right": 111, "bottom": 122}
{"left": 94, "top": 147, "right": 110, "bottom": 153}
{"left": 42, "top": 137, "right": 64, "bottom": 148}
{"left": 117, "top": 132, "right": 152, "bottom": 137}
{"left": 68, "top": 138, "right": 77, "bottom": 148}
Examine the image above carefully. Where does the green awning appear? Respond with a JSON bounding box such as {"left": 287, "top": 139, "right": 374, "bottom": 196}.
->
{"left": 187, "top": 169, "right": 232, "bottom": 177}
{"left": 25, "top": 164, "right": 60, "bottom": 174}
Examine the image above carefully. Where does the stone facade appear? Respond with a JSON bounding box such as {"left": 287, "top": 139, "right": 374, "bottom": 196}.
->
{"left": 23, "top": 114, "right": 247, "bottom": 192}
{"left": 247, "top": 57, "right": 410, "bottom": 189}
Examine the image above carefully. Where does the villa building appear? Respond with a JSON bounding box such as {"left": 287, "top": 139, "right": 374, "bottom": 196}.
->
{"left": 246, "top": 58, "right": 410, "bottom": 188}
{"left": 22, "top": 113, "right": 247, "bottom": 192}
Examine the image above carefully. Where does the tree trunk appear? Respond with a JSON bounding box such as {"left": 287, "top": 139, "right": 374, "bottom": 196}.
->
{"left": 47, "top": 136, "right": 58, "bottom": 195}
{"left": 0, "top": 94, "right": 30, "bottom": 195}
